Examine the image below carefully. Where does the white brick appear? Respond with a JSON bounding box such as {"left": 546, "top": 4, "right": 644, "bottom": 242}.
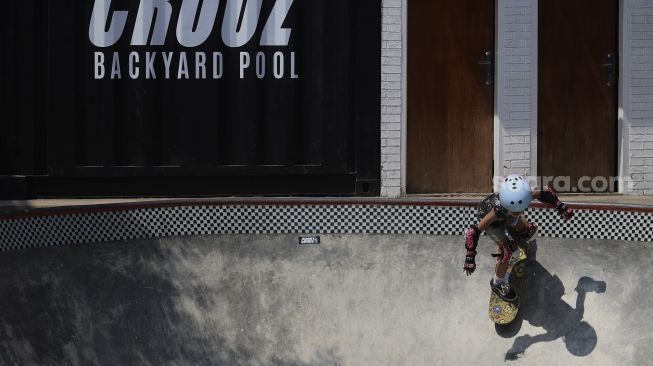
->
{"left": 505, "top": 40, "right": 527, "bottom": 48}
{"left": 381, "top": 114, "right": 400, "bottom": 123}
{"left": 382, "top": 162, "right": 400, "bottom": 171}
{"left": 382, "top": 154, "right": 401, "bottom": 162}
{"left": 633, "top": 181, "right": 653, "bottom": 189}
{"left": 386, "top": 74, "right": 401, "bottom": 82}
{"left": 382, "top": 32, "right": 402, "bottom": 41}
{"left": 632, "top": 150, "right": 653, "bottom": 158}
{"left": 383, "top": 9, "right": 401, "bottom": 17}
{"left": 382, "top": 48, "right": 402, "bottom": 57}
{"left": 382, "top": 0, "right": 401, "bottom": 7}
{"left": 507, "top": 63, "right": 531, "bottom": 72}
{"left": 506, "top": 104, "right": 530, "bottom": 112}
{"left": 511, "top": 160, "right": 531, "bottom": 168}
{"left": 511, "top": 144, "right": 531, "bottom": 152}
{"left": 633, "top": 16, "right": 647, "bottom": 24}
{"left": 635, "top": 8, "right": 653, "bottom": 15}
{"left": 631, "top": 158, "right": 645, "bottom": 166}
{"left": 385, "top": 41, "right": 402, "bottom": 49}
{"left": 504, "top": 96, "right": 530, "bottom": 104}
{"left": 385, "top": 90, "right": 401, "bottom": 98}
{"left": 384, "top": 179, "right": 401, "bottom": 187}
{"left": 513, "top": 16, "right": 532, "bottom": 24}
{"left": 510, "top": 79, "right": 531, "bottom": 88}
{"left": 383, "top": 24, "right": 402, "bottom": 32}
{"left": 385, "top": 106, "right": 401, "bottom": 114}
{"left": 502, "top": 119, "right": 531, "bottom": 128}
{"left": 509, "top": 111, "right": 531, "bottom": 120}
{"left": 382, "top": 81, "right": 401, "bottom": 90}
{"left": 633, "top": 32, "right": 647, "bottom": 40}
{"left": 385, "top": 170, "right": 401, "bottom": 179}
{"left": 382, "top": 65, "right": 401, "bottom": 74}
{"left": 509, "top": 128, "right": 531, "bottom": 136}
{"left": 631, "top": 165, "right": 653, "bottom": 173}
{"left": 505, "top": 8, "right": 526, "bottom": 16}
{"left": 631, "top": 142, "right": 645, "bottom": 150}
{"left": 505, "top": 89, "right": 531, "bottom": 97}
{"left": 382, "top": 122, "right": 401, "bottom": 131}
{"left": 506, "top": 72, "right": 530, "bottom": 80}
{"left": 382, "top": 138, "right": 401, "bottom": 147}
{"left": 382, "top": 130, "right": 401, "bottom": 139}
{"left": 504, "top": 152, "right": 527, "bottom": 160}
{"left": 382, "top": 17, "right": 401, "bottom": 26}
{"left": 506, "top": 136, "right": 527, "bottom": 144}
{"left": 381, "top": 98, "right": 401, "bottom": 106}
{"left": 631, "top": 134, "right": 653, "bottom": 142}
{"left": 504, "top": 55, "right": 526, "bottom": 64}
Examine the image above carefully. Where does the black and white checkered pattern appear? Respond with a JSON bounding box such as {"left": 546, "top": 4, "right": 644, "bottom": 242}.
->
{"left": 0, "top": 204, "right": 651, "bottom": 251}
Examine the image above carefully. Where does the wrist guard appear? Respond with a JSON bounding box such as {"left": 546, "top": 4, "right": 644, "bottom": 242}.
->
{"left": 555, "top": 202, "right": 574, "bottom": 221}
{"left": 539, "top": 186, "right": 560, "bottom": 206}
{"left": 464, "top": 249, "right": 477, "bottom": 275}
{"left": 465, "top": 225, "right": 481, "bottom": 251}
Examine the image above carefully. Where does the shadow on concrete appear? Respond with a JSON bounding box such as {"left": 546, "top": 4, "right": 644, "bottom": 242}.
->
{"left": 0, "top": 237, "right": 343, "bottom": 366}
{"left": 495, "top": 241, "right": 606, "bottom": 361}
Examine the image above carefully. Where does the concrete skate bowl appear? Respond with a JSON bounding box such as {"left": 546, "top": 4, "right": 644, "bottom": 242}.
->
{"left": 0, "top": 200, "right": 651, "bottom": 366}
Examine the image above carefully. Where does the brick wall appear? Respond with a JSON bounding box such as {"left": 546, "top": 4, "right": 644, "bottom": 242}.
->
{"left": 629, "top": 0, "right": 653, "bottom": 195}
{"left": 380, "top": 0, "right": 403, "bottom": 197}
{"left": 497, "top": 0, "right": 535, "bottom": 179}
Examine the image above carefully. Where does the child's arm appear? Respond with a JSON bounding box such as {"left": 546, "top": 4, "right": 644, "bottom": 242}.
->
{"left": 533, "top": 186, "right": 574, "bottom": 221}
{"left": 477, "top": 208, "right": 498, "bottom": 232}
{"left": 463, "top": 210, "right": 498, "bottom": 275}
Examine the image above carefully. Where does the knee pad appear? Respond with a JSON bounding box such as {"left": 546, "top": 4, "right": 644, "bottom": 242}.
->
{"left": 496, "top": 240, "right": 515, "bottom": 264}
{"left": 521, "top": 223, "right": 538, "bottom": 242}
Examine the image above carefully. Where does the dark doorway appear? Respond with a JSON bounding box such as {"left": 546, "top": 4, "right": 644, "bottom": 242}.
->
{"left": 538, "top": 0, "right": 618, "bottom": 193}
{"left": 407, "top": 0, "right": 495, "bottom": 193}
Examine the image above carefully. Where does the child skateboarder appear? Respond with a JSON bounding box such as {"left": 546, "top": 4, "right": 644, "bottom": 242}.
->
{"left": 463, "top": 174, "right": 574, "bottom": 302}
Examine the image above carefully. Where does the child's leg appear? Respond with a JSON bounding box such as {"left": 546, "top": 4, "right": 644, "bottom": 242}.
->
{"left": 508, "top": 215, "right": 538, "bottom": 242}
{"left": 494, "top": 240, "right": 511, "bottom": 283}
{"left": 511, "top": 215, "right": 529, "bottom": 232}
{"left": 486, "top": 223, "right": 512, "bottom": 284}
{"left": 495, "top": 247, "right": 509, "bottom": 278}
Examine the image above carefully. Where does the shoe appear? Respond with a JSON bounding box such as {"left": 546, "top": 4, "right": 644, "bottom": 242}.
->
{"left": 491, "top": 279, "right": 518, "bottom": 302}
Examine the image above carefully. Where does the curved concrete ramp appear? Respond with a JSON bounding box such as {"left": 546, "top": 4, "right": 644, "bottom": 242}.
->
{"left": 0, "top": 234, "right": 650, "bottom": 365}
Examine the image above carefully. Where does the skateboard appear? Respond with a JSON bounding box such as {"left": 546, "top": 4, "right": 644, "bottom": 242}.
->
{"left": 488, "top": 241, "right": 528, "bottom": 324}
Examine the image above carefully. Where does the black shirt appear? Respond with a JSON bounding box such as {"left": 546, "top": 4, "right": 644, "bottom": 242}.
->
{"left": 477, "top": 193, "right": 515, "bottom": 226}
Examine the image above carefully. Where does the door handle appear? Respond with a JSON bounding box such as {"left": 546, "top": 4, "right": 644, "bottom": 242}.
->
{"left": 478, "top": 51, "right": 494, "bottom": 86}
{"left": 602, "top": 53, "right": 616, "bottom": 87}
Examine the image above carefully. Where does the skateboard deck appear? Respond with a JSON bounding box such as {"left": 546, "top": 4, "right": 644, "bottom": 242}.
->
{"left": 488, "top": 244, "right": 528, "bottom": 324}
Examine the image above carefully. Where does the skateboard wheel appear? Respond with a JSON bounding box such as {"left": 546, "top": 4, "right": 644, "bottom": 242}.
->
{"left": 513, "top": 261, "right": 526, "bottom": 278}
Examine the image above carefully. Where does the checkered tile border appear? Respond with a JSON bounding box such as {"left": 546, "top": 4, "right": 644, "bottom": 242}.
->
{"left": 0, "top": 205, "right": 651, "bottom": 251}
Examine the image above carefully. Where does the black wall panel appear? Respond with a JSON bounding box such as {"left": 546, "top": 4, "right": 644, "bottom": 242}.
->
{"left": 0, "top": 0, "right": 381, "bottom": 198}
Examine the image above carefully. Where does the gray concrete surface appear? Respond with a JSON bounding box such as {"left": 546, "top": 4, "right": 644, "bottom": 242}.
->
{"left": 0, "top": 234, "right": 650, "bottom": 365}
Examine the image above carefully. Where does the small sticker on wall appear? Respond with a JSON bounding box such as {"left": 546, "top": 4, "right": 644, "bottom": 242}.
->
{"left": 298, "top": 236, "right": 320, "bottom": 245}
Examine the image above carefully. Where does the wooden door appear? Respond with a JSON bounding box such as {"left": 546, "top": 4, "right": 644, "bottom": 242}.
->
{"left": 407, "top": 0, "right": 495, "bottom": 193}
{"left": 539, "top": 0, "right": 618, "bottom": 192}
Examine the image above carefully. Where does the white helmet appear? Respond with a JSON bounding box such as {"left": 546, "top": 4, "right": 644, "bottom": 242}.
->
{"left": 499, "top": 174, "right": 532, "bottom": 212}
